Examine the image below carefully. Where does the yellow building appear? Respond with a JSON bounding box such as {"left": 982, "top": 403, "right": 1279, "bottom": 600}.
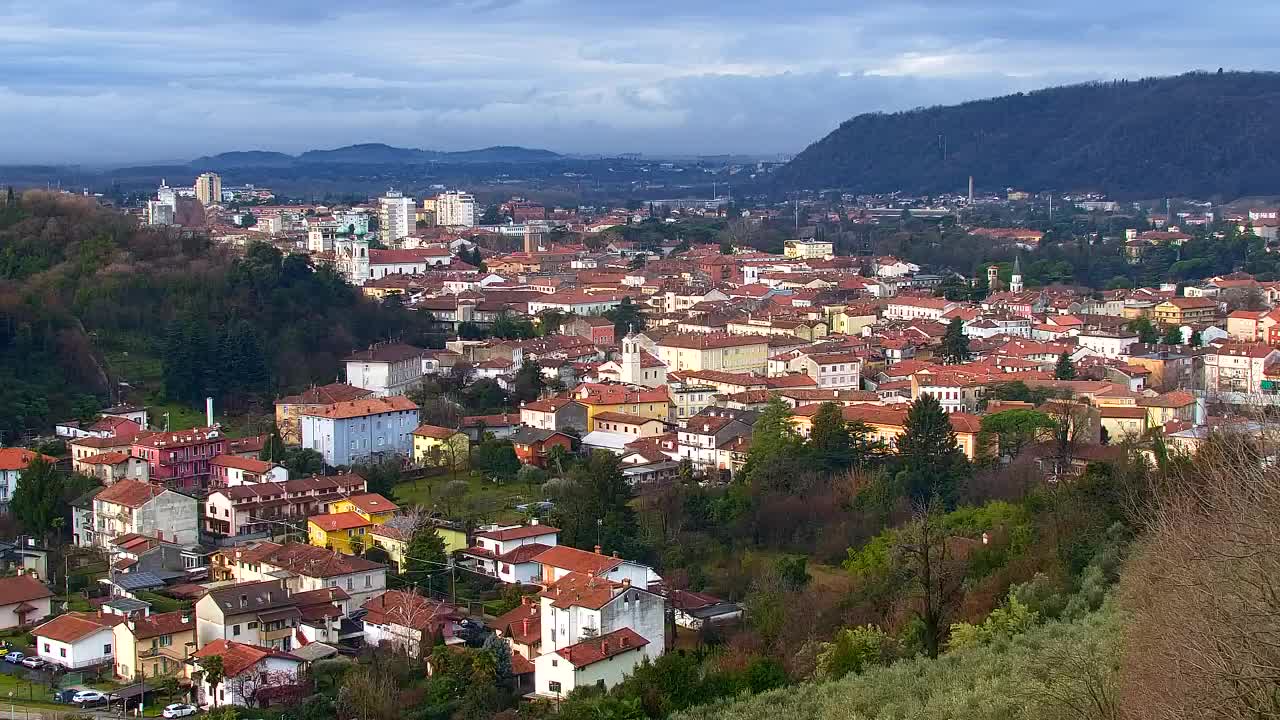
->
{"left": 655, "top": 333, "right": 771, "bottom": 374}
{"left": 1152, "top": 297, "right": 1218, "bottom": 327}
{"left": 1099, "top": 406, "right": 1148, "bottom": 442}
{"left": 113, "top": 610, "right": 198, "bottom": 681}
{"left": 572, "top": 383, "right": 672, "bottom": 431}
{"left": 412, "top": 424, "right": 470, "bottom": 467}
{"left": 370, "top": 522, "right": 468, "bottom": 572}
{"left": 784, "top": 239, "right": 835, "bottom": 260}
{"left": 789, "top": 404, "right": 982, "bottom": 461}
{"left": 308, "top": 492, "right": 399, "bottom": 554}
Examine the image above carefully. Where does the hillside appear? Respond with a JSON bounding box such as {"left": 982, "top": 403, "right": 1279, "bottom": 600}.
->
{"left": 775, "top": 71, "right": 1280, "bottom": 199}
{"left": 190, "top": 143, "right": 563, "bottom": 168}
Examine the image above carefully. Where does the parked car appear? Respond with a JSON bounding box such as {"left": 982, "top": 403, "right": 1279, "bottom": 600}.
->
{"left": 72, "top": 690, "right": 107, "bottom": 705}
{"left": 3, "top": 652, "right": 24, "bottom": 664}
{"left": 52, "top": 689, "right": 78, "bottom": 704}
{"left": 19, "top": 657, "right": 43, "bottom": 669}
{"left": 162, "top": 703, "right": 197, "bottom": 718}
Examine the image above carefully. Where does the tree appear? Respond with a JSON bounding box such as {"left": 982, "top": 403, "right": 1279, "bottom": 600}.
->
{"left": 980, "top": 409, "right": 1057, "bottom": 461}
{"left": 545, "top": 444, "right": 571, "bottom": 476}
{"left": 282, "top": 447, "right": 324, "bottom": 477}
{"left": 404, "top": 521, "right": 448, "bottom": 590}
{"left": 939, "top": 318, "right": 970, "bottom": 365}
{"left": 1054, "top": 351, "right": 1077, "bottom": 380}
{"left": 816, "top": 625, "right": 896, "bottom": 680}
{"left": 1189, "top": 329, "right": 1203, "bottom": 347}
{"left": 10, "top": 457, "right": 65, "bottom": 542}
{"left": 1160, "top": 324, "right": 1184, "bottom": 345}
{"left": 259, "top": 427, "right": 286, "bottom": 464}
{"left": 604, "top": 297, "right": 647, "bottom": 337}
{"left": 511, "top": 360, "right": 546, "bottom": 405}
{"left": 198, "top": 655, "right": 225, "bottom": 708}
{"left": 1127, "top": 316, "right": 1160, "bottom": 344}
{"left": 896, "top": 394, "right": 969, "bottom": 507}
{"left": 809, "top": 402, "right": 853, "bottom": 472}
{"left": 740, "top": 397, "right": 805, "bottom": 494}
{"left": 550, "top": 450, "right": 643, "bottom": 559}
{"left": 472, "top": 439, "right": 520, "bottom": 483}
{"left": 895, "top": 506, "right": 969, "bottom": 658}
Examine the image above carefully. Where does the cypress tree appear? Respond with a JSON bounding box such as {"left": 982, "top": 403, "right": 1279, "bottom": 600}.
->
{"left": 896, "top": 394, "right": 969, "bottom": 507}
{"left": 1054, "top": 351, "right": 1077, "bottom": 380}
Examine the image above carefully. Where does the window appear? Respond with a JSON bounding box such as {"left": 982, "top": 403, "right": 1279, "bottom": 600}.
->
{"left": 364, "top": 575, "right": 372, "bottom": 588}
{"left": 104, "top": 644, "right": 111, "bottom": 655}
{"left": 347, "top": 577, "right": 353, "bottom": 590}
{"left": 60, "top": 648, "right": 66, "bottom": 657}
{"left": 233, "top": 625, "right": 241, "bottom": 636}
{"left": 42, "top": 643, "right": 48, "bottom": 653}
{"left": 551, "top": 659, "right": 558, "bottom": 667}
{"left": 158, "top": 635, "right": 172, "bottom": 647}
{"left": 247, "top": 622, "right": 259, "bottom": 630}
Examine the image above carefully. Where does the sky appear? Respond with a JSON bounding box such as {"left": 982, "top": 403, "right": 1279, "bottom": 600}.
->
{"left": 0, "top": 1, "right": 1273, "bottom": 164}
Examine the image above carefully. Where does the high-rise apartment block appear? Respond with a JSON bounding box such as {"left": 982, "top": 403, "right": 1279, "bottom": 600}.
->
{"left": 195, "top": 172, "right": 222, "bottom": 206}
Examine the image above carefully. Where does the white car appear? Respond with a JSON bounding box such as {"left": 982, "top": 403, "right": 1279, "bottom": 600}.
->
{"left": 162, "top": 704, "right": 197, "bottom": 718}
{"left": 19, "top": 657, "right": 43, "bottom": 669}
{"left": 72, "top": 690, "right": 107, "bottom": 705}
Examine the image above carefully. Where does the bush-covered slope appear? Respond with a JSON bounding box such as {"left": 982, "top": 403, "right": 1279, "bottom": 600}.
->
{"left": 671, "top": 606, "right": 1120, "bottom": 720}
{"left": 775, "top": 71, "right": 1280, "bottom": 198}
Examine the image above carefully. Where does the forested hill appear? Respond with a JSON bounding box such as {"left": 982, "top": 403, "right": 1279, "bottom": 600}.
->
{"left": 774, "top": 71, "right": 1280, "bottom": 199}
{"left": 0, "top": 191, "right": 437, "bottom": 441}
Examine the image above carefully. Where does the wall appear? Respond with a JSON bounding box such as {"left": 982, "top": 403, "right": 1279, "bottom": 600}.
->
{"left": 0, "top": 597, "right": 50, "bottom": 630}
{"left": 598, "top": 589, "right": 665, "bottom": 659}
{"left": 38, "top": 627, "right": 113, "bottom": 669}
{"left": 134, "top": 491, "right": 200, "bottom": 546}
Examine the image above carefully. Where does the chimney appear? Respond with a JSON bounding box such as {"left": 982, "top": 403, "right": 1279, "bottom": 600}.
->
{"left": 206, "top": 397, "right": 214, "bottom": 427}
{"left": 622, "top": 578, "right": 631, "bottom": 587}
{"left": 181, "top": 613, "right": 191, "bottom": 624}
{"left": 522, "top": 618, "right": 529, "bottom": 634}
{"left": 612, "top": 551, "right": 619, "bottom": 559}
{"left": 531, "top": 518, "right": 539, "bottom": 526}
{"left": 594, "top": 545, "right": 602, "bottom": 555}
{"left": 602, "top": 640, "right": 609, "bottom": 653}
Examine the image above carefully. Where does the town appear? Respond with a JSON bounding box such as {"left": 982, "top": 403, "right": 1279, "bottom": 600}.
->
{"left": 0, "top": 170, "right": 1276, "bottom": 720}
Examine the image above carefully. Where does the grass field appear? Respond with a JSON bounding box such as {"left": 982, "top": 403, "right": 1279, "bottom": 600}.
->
{"left": 390, "top": 472, "right": 543, "bottom": 525}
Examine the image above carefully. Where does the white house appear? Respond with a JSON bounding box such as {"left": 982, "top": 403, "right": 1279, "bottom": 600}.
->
{"left": 34, "top": 611, "right": 122, "bottom": 670}
{"left": 527, "top": 292, "right": 623, "bottom": 316}
{"left": 1077, "top": 330, "right": 1139, "bottom": 359}
{"left": 458, "top": 523, "right": 560, "bottom": 585}
{"left": 531, "top": 571, "right": 665, "bottom": 698}
{"left": 530, "top": 545, "right": 659, "bottom": 588}
{"left": 368, "top": 248, "right": 452, "bottom": 279}
{"left": 229, "top": 542, "right": 388, "bottom": 611}
{"left": 883, "top": 297, "right": 956, "bottom": 321}
{"left": 191, "top": 639, "right": 304, "bottom": 708}
{"left": 793, "top": 352, "right": 863, "bottom": 390}
{"left": 344, "top": 343, "right": 431, "bottom": 397}
{"left": 0, "top": 575, "right": 53, "bottom": 629}
{"left": 360, "top": 590, "right": 465, "bottom": 658}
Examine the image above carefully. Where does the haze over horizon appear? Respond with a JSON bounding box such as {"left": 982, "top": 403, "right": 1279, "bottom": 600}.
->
{"left": 1, "top": 0, "right": 1275, "bottom": 165}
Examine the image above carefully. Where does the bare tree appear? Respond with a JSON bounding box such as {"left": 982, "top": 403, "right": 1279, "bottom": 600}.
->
{"left": 223, "top": 665, "right": 299, "bottom": 708}
{"left": 1120, "top": 427, "right": 1280, "bottom": 720}
{"left": 893, "top": 502, "right": 971, "bottom": 658}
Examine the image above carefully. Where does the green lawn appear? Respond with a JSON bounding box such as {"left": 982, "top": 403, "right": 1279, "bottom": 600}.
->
{"left": 133, "top": 591, "right": 193, "bottom": 613}
{"left": 0, "top": 671, "right": 62, "bottom": 709}
{"left": 56, "top": 594, "right": 93, "bottom": 613}
{"left": 391, "top": 473, "right": 542, "bottom": 525}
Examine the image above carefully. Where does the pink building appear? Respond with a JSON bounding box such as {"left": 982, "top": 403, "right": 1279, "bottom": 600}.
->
{"left": 130, "top": 427, "right": 227, "bottom": 493}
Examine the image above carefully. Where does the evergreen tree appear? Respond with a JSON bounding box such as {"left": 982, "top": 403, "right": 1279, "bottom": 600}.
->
{"left": 1161, "top": 324, "right": 1185, "bottom": 345}
{"left": 604, "top": 297, "right": 647, "bottom": 336}
{"left": 895, "top": 394, "right": 969, "bottom": 507}
{"left": 1128, "top": 316, "right": 1160, "bottom": 344}
{"left": 260, "top": 428, "right": 286, "bottom": 464}
{"left": 511, "top": 360, "right": 545, "bottom": 405}
{"left": 1054, "top": 351, "right": 1077, "bottom": 380}
{"left": 740, "top": 398, "right": 805, "bottom": 493}
{"left": 404, "top": 524, "right": 448, "bottom": 594}
{"left": 1189, "top": 329, "right": 1203, "bottom": 347}
{"left": 809, "top": 402, "right": 853, "bottom": 472}
{"left": 472, "top": 439, "right": 520, "bottom": 483}
{"left": 940, "top": 318, "right": 970, "bottom": 365}
{"left": 550, "top": 450, "right": 644, "bottom": 558}
{"left": 10, "top": 457, "right": 65, "bottom": 542}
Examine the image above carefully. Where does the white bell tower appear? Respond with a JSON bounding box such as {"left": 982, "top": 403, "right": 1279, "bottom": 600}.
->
{"left": 1010, "top": 255, "right": 1024, "bottom": 294}
{"left": 619, "top": 330, "right": 642, "bottom": 385}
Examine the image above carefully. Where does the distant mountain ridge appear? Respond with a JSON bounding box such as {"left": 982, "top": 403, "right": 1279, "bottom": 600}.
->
{"left": 775, "top": 71, "right": 1280, "bottom": 199}
{"left": 192, "top": 143, "right": 561, "bottom": 168}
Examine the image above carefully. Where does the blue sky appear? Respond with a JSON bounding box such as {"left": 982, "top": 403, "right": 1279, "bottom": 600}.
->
{"left": 0, "top": 1, "right": 1270, "bottom": 163}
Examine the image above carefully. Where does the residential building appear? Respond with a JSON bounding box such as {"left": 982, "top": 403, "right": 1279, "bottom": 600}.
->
{"left": 1152, "top": 297, "right": 1218, "bottom": 326}
{"left": 411, "top": 425, "right": 470, "bottom": 467}
{"left": 378, "top": 191, "right": 414, "bottom": 242}
{"left": 307, "top": 493, "right": 398, "bottom": 555}
{"left": 204, "top": 474, "right": 366, "bottom": 541}
{"left": 0, "top": 449, "right": 56, "bottom": 510}
{"left": 369, "top": 519, "right": 467, "bottom": 573}
{"left": 884, "top": 297, "right": 956, "bottom": 321}
{"left": 1203, "top": 343, "right": 1280, "bottom": 393}
{"left": 564, "top": 316, "right": 616, "bottom": 346}
{"left": 677, "top": 413, "right": 753, "bottom": 477}
{"left": 91, "top": 480, "right": 199, "bottom": 549}
{"left": 130, "top": 427, "right": 228, "bottom": 492}
{"left": 75, "top": 452, "right": 150, "bottom": 485}
{"left": 344, "top": 343, "right": 430, "bottom": 397}
{"left": 527, "top": 291, "right": 623, "bottom": 316}
{"left": 211, "top": 456, "right": 288, "bottom": 487}
{"left": 0, "top": 574, "right": 53, "bottom": 629}
{"left": 361, "top": 591, "right": 465, "bottom": 657}
{"left": 520, "top": 398, "right": 589, "bottom": 433}
{"left": 1077, "top": 330, "right": 1139, "bottom": 359}
{"left": 34, "top": 611, "right": 122, "bottom": 670}
{"left": 571, "top": 384, "right": 671, "bottom": 431}
{"left": 508, "top": 427, "right": 574, "bottom": 469}
{"left": 668, "top": 590, "right": 743, "bottom": 630}
{"left": 654, "top": 333, "right": 771, "bottom": 374}
{"left": 590, "top": 412, "right": 665, "bottom": 438}
{"left": 190, "top": 639, "right": 305, "bottom": 708}
{"left": 794, "top": 352, "right": 863, "bottom": 390}
{"left": 113, "top": 609, "right": 198, "bottom": 681}
{"left": 783, "top": 238, "right": 835, "bottom": 260}
{"left": 459, "top": 522, "right": 560, "bottom": 584}
{"left": 300, "top": 396, "right": 419, "bottom": 467}
{"left": 227, "top": 542, "right": 387, "bottom": 609}
{"left": 436, "top": 190, "right": 477, "bottom": 228}
{"left": 532, "top": 544, "right": 659, "bottom": 588}
{"left": 532, "top": 571, "right": 665, "bottom": 698}
{"left": 275, "top": 384, "right": 374, "bottom": 445}
{"left": 195, "top": 172, "right": 222, "bottom": 206}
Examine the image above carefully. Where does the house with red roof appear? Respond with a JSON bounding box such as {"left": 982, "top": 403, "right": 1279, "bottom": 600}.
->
{"left": 191, "top": 639, "right": 305, "bottom": 708}
{"left": 130, "top": 426, "right": 228, "bottom": 492}
{"left": 0, "top": 448, "right": 57, "bottom": 510}
{"left": 90, "top": 479, "right": 199, "bottom": 550}
{"left": 459, "top": 521, "right": 561, "bottom": 584}
{"left": 361, "top": 590, "right": 465, "bottom": 658}
{"left": 0, "top": 574, "right": 53, "bottom": 629}
{"left": 211, "top": 455, "right": 287, "bottom": 488}
{"left": 531, "top": 571, "right": 665, "bottom": 698}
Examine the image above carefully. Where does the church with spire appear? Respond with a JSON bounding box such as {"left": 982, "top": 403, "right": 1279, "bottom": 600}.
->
{"left": 593, "top": 330, "right": 668, "bottom": 388}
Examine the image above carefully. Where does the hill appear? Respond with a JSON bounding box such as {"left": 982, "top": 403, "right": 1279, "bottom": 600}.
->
{"left": 296, "top": 143, "right": 434, "bottom": 165}
{"left": 775, "top": 71, "right": 1280, "bottom": 199}
{"left": 191, "top": 150, "right": 296, "bottom": 168}
{"left": 185, "top": 143, "right": 564, "bottom": 168}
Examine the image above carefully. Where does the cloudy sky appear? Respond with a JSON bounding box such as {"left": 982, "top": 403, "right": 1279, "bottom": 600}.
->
{"left": 0, "top": 1, "right": 1269, "bottom": 164}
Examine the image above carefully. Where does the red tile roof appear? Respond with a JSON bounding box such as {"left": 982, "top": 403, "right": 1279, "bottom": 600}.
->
{"left": 303, "top": 396, "right": 418, "bottom": 420}
{"left": 476, "top": 525, "right": 560, "bottom": 543}
{"left": 0, "top": 449, "right": 56, "bottom": 471}
{"left": 412, "top": 424, "right": 461, "bottom": 439}
{"left": 308, "top": 512, "right": 371, "bottom": 532}
{"left": 531, "top": 546, "right": 622, "bottom": 576}
{"left": 35, "top": 611, "right": 122, "bottom": 643}
{"left": 556, "top": 627, "right": 648, "bottom": 667}
{"left": 96, "top": 479, "right": 168, "bottom": 509}
{"left": 211, "top": 455, "right": 276, "bottom": 473}
{"left": 276, "top": 383, "right": 375, "bottom": 405}
{"left": 192, "top": 639, "right": 301, "bottom": 677}
{"left": 360, "top": 590, "right": 463, "bottom": 631}
{"left": 0, "top": 575, "right": 52, "bottom": 607}
{"left": 343, "top": 493, "right": 399, "bottom": 515}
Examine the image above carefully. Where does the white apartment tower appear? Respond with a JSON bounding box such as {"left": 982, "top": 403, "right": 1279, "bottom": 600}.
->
{"left": 436, "top": 190, "right": 477, "bottom": 227}
{"left": 378, "top": 190, "right": 414, "bottom": 243}
{"left": 195, "top": 172, "right": 222, "bottom": 206}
